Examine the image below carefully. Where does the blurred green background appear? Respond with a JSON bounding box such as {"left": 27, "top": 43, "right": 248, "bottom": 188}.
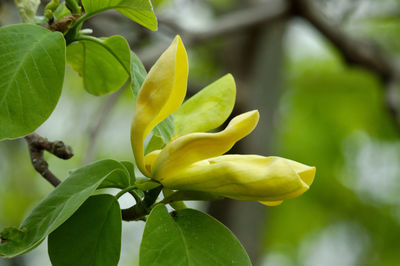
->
{"left": 1, "top": 0, "right": 400, "bottom": 265}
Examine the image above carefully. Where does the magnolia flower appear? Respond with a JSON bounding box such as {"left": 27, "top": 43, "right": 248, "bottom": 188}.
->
{"left": 131, "top": 36, "right": 315, "bottom": 206}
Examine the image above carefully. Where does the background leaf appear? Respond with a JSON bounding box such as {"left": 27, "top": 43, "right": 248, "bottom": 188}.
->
{"left": 140, "top": 205, "right": 251, "bottom": 266}
{"left": 82, "top": 0, "right": 157, "bottom": 31}
{"left": 0, "top": 24, "right": 65, "bottom": 140}
{"left": 48, "top": 194, "right": 122, "bottom": 266}
{"left": 0, "top": 160, "right": 128, "bottom": 258}
{"left": 67, "top": 35, "right": 130, "bottom": 95}
{"left": 174, "top": 74, "right": 236, "bottom": 136}
{"left": 130, "top": 51, "right": 147, "bottom": 96}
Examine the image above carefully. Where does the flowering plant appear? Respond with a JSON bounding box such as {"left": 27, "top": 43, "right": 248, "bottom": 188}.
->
{"left": 0, "top": 1, "right": 315, "bottom": 262}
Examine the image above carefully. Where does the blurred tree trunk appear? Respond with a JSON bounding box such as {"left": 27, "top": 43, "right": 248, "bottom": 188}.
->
{"left": 208, "top": 17, "right": 287, "bottom": 265}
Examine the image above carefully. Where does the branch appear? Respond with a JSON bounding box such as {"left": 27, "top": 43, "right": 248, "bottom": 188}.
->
{"left": 139, "top": 0, "right": 289, "bottom": 66}
{"left": 160, "top": 1, "right": 289, "bottom": 44}
{"left": 291, "top": 0, "right": 400, "bottom": 124}
{"left": 25, "top": 133, "right": 74, "bottom": 187}
{"left": 291, "top": 0, "right": 397, "bottom": 82}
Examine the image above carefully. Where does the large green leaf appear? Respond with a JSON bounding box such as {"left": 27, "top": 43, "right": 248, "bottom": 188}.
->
{"left": 48, "top": 194, "right": 122, "bottom": 266}
{"left": 174, "top": 74, "right": 236, "bottom": 136}
{"left": 140, "top": 205, "right": 251, "bottom": 266}
{"left": 0, "top": 160, "right": 129, "bottom": 258}
{"left": 82, "top": 0, "right": 157, "bottom": 31}
{"left": 67, "top": 35, "right": 130, "bottom": 96}
{"left": 0, "top": 24, "right": 65, "bottom": 140}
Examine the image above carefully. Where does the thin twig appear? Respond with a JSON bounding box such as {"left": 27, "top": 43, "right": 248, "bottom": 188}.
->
{"left": 25, "top": 133, "right": 74, "bottom": 187}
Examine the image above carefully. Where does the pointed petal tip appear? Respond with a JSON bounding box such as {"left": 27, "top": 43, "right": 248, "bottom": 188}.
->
{"left": 299, "top": 166, "right": 316, "bottom": 187}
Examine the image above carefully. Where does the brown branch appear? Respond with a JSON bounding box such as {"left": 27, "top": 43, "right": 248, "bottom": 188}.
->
{"left": 139, "top": 1, "right": 289, "bottom": 66}
{"left": 291, "top": 0, "right": 397, "bottom": 82}
{"left": 291, "top": 0, "right": 400, "bottom": 125}
{"left": 25, "top": 133, "right": 74, "bottom": 187}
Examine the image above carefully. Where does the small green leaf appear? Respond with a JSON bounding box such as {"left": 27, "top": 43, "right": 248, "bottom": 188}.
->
{"left": 14, "top": 0, "right": 40, "bottom": 23}
{"left": 174, "top": 74, "right": 236, "bottom": 136}
{"left": 0, "top": 160, "right": 128, "bottom": 258}
{"left": 153, "top": 115, "right": 175, "bottom": 143}
{"left": 67, "top": 35, "right": 130, "bottom": 95}
{"left": 144, "top": 116, "right": 175, "bottom": 154}
{"left": 144, "top": 132, "right": 164, "bottom": 154}
{"left": 48, "top": 194, "right": 122, "bottom": 266}
{"left": 140, "top": 205, "right": 251, "bottom": 266}
{"left": 54, "top": 2, "right": 71, "bottom": 19}
{"left": 0, "top": 24, "right": 65, "bottom": 140}
{"left": 135, "top": 179, "right": 161, "bottom": 191}
{"left": 98, "top": 160, "right": 135, "bottom": 189}
{"left": 82, "top": 0, "right": 157, "bottom": 31}
{"left": 120, "top": 160, "right": 136, "bottom": 184}
{"left": 130, "top": 51, "right": 147, "bottom": 97}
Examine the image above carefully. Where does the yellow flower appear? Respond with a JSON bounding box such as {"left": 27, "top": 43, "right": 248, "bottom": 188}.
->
{"left": 131, "top": 36, "right": 315, "bottom": 206}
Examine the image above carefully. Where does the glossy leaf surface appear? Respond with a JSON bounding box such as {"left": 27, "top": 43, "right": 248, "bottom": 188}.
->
{"left": 0, "top": 24, "right": 65, "bottom": 140}
{"left": 48, "top": 194, "right": 122, "bottom": 266}
{"left": 140, "top": 205, "right": 251, "bottom": 266}
{"left": 0, "top": 160, "right": 128, "bottom": 258}
{"left": 82, "top": 0, "right": 157, "bottom": 30}
{"left": 67, "top": 35, "right": 130, "bottom": 95}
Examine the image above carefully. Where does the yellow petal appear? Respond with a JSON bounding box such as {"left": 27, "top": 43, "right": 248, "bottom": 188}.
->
{"left": 152, "top": 110, "right": 260, "bottom": 179}
{"left": 131, "top": 35, "right": 188, "bottom": 176}
{"left": 144, "top": 149, "right": 161, "bottom": 174}
{"left": 260, "top": 200, "right": 283, "bottom": 206}
{"left": 159, "top": 155, "right": 316, "bottom": 202}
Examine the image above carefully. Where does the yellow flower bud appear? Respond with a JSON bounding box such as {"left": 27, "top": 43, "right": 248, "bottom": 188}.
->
{"left": 131, "top": 36, "right": 315, "bottom": 206}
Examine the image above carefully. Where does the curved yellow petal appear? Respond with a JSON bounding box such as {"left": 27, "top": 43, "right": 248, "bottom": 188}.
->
{"left": 159, "top": 155, "right": 316, "bottom": 202}
{"left": 131, "top": 35, "right": 188, "bottom": 176}
{"left": 152, "top": 110, "right": 260, "bottom": 180}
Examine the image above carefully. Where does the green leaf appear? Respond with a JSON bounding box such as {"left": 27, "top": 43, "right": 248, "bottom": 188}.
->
{"left": 48, "top": 194, "right": 122, "bottom": 266}
{"left": 140, "top": 205, "right": 251, "bottom": 266}
{"left": 67, "top": 35, "right": 130, "bottom": 95}
{"left": 54, "top": 2, "right": 72, "bottom": 19}
{"left": 144, "top": 132, "right": 164, "bottom": 154}
{"left": 14, "top": 0, "right": 40, "bottom": 23}
{"left": 144, "top": 115, "right": 175, "bottom": 154}
{"left": 135, "top": 179, "right": 161, "bottom": 191}
{"left": 130, "top": 51, "right": 147, "bottom": 96}
{"left": 0, "top": 159, "right": 128, "bottom": 258}
{"left": 99, "top": 160, "right": 135, "bottom": 189}
{"left": 174, "top": 74, "right": 236, "bottom": 136}
{"left": 120, "top": 160, "right": 136, "bottom": 184}
{"left": 81, "top": 0, "right": 157, "bottom": 31}
{"left": 0, "top": 24, "right": 65, "bottom": 140}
